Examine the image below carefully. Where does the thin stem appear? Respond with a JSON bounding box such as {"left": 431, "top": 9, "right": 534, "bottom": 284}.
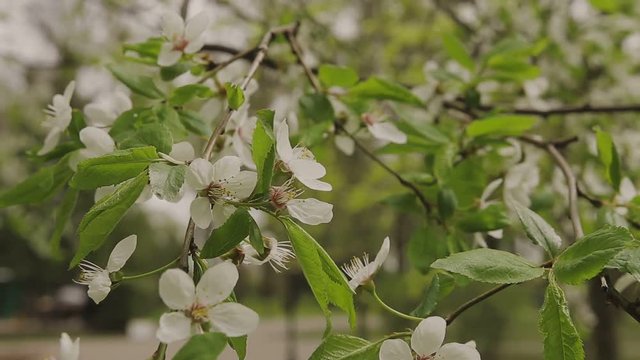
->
{"left": 122, "top": 256, "right": 180, "bottom": 281}
{"left": 148, "top": 342, "right": 167, "bottom": 360}
{"left": 179, "top": 23, "right": 300, "bottom": 269}
{"left": 371, "top": 287, "right": 423, "bottom": 322}
{"left": 198, "top": 46, "right": 262, "bottom": 84}
{"left": 444, "top": 100, "right": 640, "bottom": 117}
{"left": 445, "top": 284, "right": 512, "bottom": 325}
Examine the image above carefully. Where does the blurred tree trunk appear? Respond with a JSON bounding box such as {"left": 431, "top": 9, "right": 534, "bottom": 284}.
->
{"left": 587, "top": 280, "right": 618, "bottom": 360}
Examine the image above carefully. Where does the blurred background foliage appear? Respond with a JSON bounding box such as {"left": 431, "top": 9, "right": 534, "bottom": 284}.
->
{"left": 1, "top": 0, "right": 640, "bottom": 359}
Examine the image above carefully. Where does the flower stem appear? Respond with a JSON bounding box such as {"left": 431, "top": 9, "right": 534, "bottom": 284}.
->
{"left": 122, "top": 257, "right": 180, "bottom": 281}
{"left": 371, "top": 288, "right": 423, "bottom": 322}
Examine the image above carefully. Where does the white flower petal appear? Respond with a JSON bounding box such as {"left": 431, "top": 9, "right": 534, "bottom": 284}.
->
{"left": 196, "top": 262, "right": 238, "bottom": 305}
{"left": 287, "top": 198, "right": 333, "bottom": 225}
{"left": 209, "top": 302, "right": 259, "bottom": 337}
{"left": 619, "top": 177, "right": 637, "bottom": 202}
{"left": 62, "top": 81, "right": 76, "bottom": 102}
{"left": 435, "top": 343, "right": 481, "bottom": 360}
{"left": 297, "top": 177, "right": 332, "bottom": 192}
{"left": 379, "top": 339, "right": 412, "bottom": 360}
{"left": 335, "top": 134, "right": 355, "bottom": 156}
{"left": 411, "top": 316, "right": 447, "bottom": 357}
{"left": 162, "top": 12, "right": 184, "bottom": 38}
{"left": 106, "top": 235, "right": 137, "bottom": 272}
{"left": 84, "top": 104, "right": 114, "bottom": 127}
{"left": 170, "top": 142, "right": 195, "bottom": 162}
{"left": 276, "top": 120, "right": 294, "bottom": 162}
{"left": 59, "top": 333, "right": 80, "bottom": 360}
{"left": 212, "top": 203, "right": 236, "bottom": 229}
{"left": 368, "top": 122, "right": 407, "bottom": 144}
{"left": 212, "top": 156, "right": 242, "bottom": 183}
{"left": 79, "top": 127, "right": 115, "bottom": 155}
{"left": 191, "top": 197, "right": 213, "bottom": 229}
{"left": 87, "top": 273, "right": 111, "bottom": 304}
{"left": 156, "top": 312, "right": 193, "bottom": 343}
{"left": 289, "top": 159, "right": 326, "bottom": 179}
{"left": 112, "top": 91, "right": 132, "bottom": 114}
{"left": 185, "top": 12, "right": 209, "bottom": 41}
{"left": 372, "top": 236, "right": 390, "bottom": 271}
{"left": 158, "top": 43, "right": 182, "bottom": 67}
{"left": 227, "top": 171, "right": 257, "bottom": 199}
{"left": 38, "top": 127, "right": 63, "bottom": 155}
{"left": 184, "top": 37, "right": 205, "bottom": 54}
{"left": 186, "top": 158, "right": 215, "bottom": 190}
{"left": 159, "top": 269, "right": 196, "bottom": 310}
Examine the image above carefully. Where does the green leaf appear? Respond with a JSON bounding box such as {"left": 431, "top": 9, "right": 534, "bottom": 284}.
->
{"left": 178, "top": 109, "right": 211, "bottom": 137}
{"left": 119, "top": 123, "right": 173, "bottom": 154}
{"left": 437, "top": 187, "right": 457, "bottom": 220}
{"left": 169, "top": 84, "right": 214, "bottom": 106}
{"left": 247, "top": 215, "right": 264, "bottom": 255}
{"left": 411, "top": 273, "right": 455, "bottom": 317}
{"left": 408, "top": 226, "right": 449, "bottom": 272}
{"left": 70, "top": 146, "right": 158, "bottom": 190}
{"left": 228, "top": 336, "right": 247, "bottom": 360}
{"left": 595, "top": 129, "right": 621, "bottom": 191}
{"left": 0, "top": 156, "right": 73, "bottom": 208}
{"left": 149, "top": 163, "right": 186, "bottom": 202}
{"left": 68, "top": 110, "right": 87, "bottom": 142}
{"left": 466, "top": 115, "right": 538, "bottom": 137}
{"left": 70, "top": 171, "right": 148, "bottom": 268}
{"left": 173, "top": 333, "right": 227, "bottom": 360}
{"left": 225, "top": 82, "right": 245, "bottom": 110}
{"left": 108, "top": 65, "right": 164, "bottom": 99}
{"left": 49, "top": 188, "right": 79, "bottom": 257}
{"left": 589, "top": 0, "right": 621, "bottom": 12}
{"left": 539, "top": 273, "right": 585, "bottom": 360}
{"left": 299, "top": 94, "right": 335, "bottom": 123}
{"left": 512, "top": 202, "right": 562, "bottom": 257}
{"left": 348, "top": 77, "right": 424, "bottom": 106}
{"left": 455, "top": 204, "right": 509, "bottom": 232}
{"left": 160, "top": 62, "right": 191, "bottom": 81}
{"left": 553, "top": 225, "right": 636, "bottom": 284}
{"left": 608, "top": 246, "right": 640, "bottom": 282}
{"left": 309, "top": 334, "right": 380, "bottom": 360}
{"left": 252, "top": 110, "right": 276, "bottom": 194}
{"left": 200, "top": 209, "right": 253, "bottom": 258}
{"left": 282, "top": 218, "right": 356, "bottom": 328}
{"left": 155, "top": 104, "right": 188, "bottom": 140}
{"left": 122, "top": 37, "right": 163, "bottom": 59}
{"left": 442, "top": 33, "right": 475, "bottom": 71}
{"left": 431, "top": 248, "right": 545, "bottom": 284}
{"left": 318, "top": 64, "right": 359, "bottom": 88}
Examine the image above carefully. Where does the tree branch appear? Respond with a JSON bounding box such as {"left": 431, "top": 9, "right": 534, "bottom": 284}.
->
{"left": 179, "top": 23, "right": 300, "bottom": 269}
{"left": 200, "top": 44, "right": 279, "bottom": 69}
{"left": 445, "top": 100, "right": 640, "bottom": 117}
{"left": 445, "top": 283, "right": 512, "bottom": 325}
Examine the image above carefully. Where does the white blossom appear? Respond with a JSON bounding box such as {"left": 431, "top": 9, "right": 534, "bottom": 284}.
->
{"left": 68, "top": 126, "right": 116, "bottom": 170}
{"left": 379, "top": 316, "right": 480, "bottom": 360}
{"left": 269, "top": 180, "right": 333, "bottom": 225}
{"left": 342, "top": 237, "right": 389, "bottom": 291}
{"left": 276, "top": 120, "right": 332, "bottom": 191}
{"left": 186, "top": 156, "right": 257, "bottom": 229}
{"left": 159, "top": 141, "right": 196, "bottom": 165}
{"left": 75, "top": 235, "right": 137, "bottom": 304}
{"left": 361, "top": 112, "right": 407, "bottom": 144}
{"left": 158, "top": 12, "right": 209, "bottom": 67}
{"left": 39, "top": 81, "right": 75, "bottom": 155}
{"left": 46, "top": 332, "right": 80, "bottom": 360}
{"left": 240, "top": 236, "right": 295, "bottom": 272}
{"left": 83, "top": 91, "right": 131, "bottom": 127}
{"left": 156, "top": 262, "right": 259, "bottom": 343}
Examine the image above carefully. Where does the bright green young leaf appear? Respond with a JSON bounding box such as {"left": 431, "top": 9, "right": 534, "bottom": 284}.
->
{"left": 228, "top": 336, "right": 247, "bottom": 360}
{"left": 608, "top": 246, "right": 640, "bottom": 282}
{"left": 309, "top": 334, "right": 380, "bottom": 360}
{"left": 252, "top": 109, "right": 276, "bottom": 194}
{"left": 0, "top": 155, "right": 73, "bottom": 208}
{"left": 70, "top": 146, "right": 158, "bottom": 189}
{"left": 155, "top": 104, "right": 188, "bottom": 141}
{"left": 282, "top": 218, "right": 356, "bottom": 329}
{"left": 49, "top": 188, "right": 79, "bottom": 257}
{"left": 442, "top": 33, "right": 475, "bottom": 71}
{"left": 225, "top": 82, "right": 245, "bottom": 110}
{"left": 119, "top": 123, "right": 173, "bottom": 154}
{"left": 70, "top": 171, "right": 148, "bottom": 268}
{"left": 553, "top": 225, "right": 636, "bottom": 284}
{"left": 431, "top": 248, "right": 545, "bottom": 284}
{"left": 299, "top": 93, "right": 335, "bottom": 123}
{"left": 178, "top": 109, "right": 211, "bottom": 136}
{"left": 589, "top": 0, "right": 621, "bottom": 12}
{"left": 595, "top": 129, "right": 621, "bottom": 191}
{"left": 108, "top": 65, "right": 165, "bottom": 99}
{"left": 348, "top": 77, "right": 424, "bottom": 107}
{"left": 122, "top": 37, "right": 163, "bottom": 59}
{"left": 173, "top": 332, "right": 227, "bottom": 360}
{"left": 466, "top": 115, "right": 538, "bottom": 137}
{"left": 455, "top": 204, "right": 510, "bottom": 232}
{"left": 318, "top": 64, "right": 359, "bottom": 88}
{"left": 539, "top": 273, "right": 585, "bottom": 360}
{"left": 513, "top": 202, "right": 562, "bottom": 257}
{"left": 200, "top": 209, "right": 253, "bottom": 258}
{"left": 169, "top": 84, "right": 214, "bottom": 106}
{"left": 149, "top": 163, "right": 186, "bottom": 202}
